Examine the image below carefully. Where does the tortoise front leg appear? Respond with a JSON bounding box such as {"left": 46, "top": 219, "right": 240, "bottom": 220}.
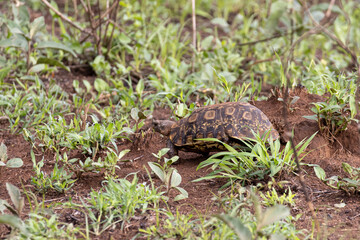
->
{"left": 167, "top": 139, "right": 178, "bottom": 158}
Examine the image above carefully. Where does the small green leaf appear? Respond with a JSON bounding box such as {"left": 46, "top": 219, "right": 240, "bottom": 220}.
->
{"left": 215, "top": 214, "right": 252, "bottom": 240}
{"left": 148, "top": 162, "right": 165, "bottom": 182}
{"left": 258, "top": 205, "right": 290, "bottom": 229}
{"left": 6, "top": 183, "right": 24, "bottom": 216}
{"left": 201, "top": 36, "right": 214, "bottom": 50}
{"left": 0, "top": 66, "right": 11, "bottom": 82}
{"left": 0, "top": 143, "right": 8, "bottom": 162}
{"left": 342, "top": 162, "right": 353, "bottom": 175}
{"left": 118, "top": 149, "right": 130, "bottom": 160}
{"left": 303, "top": 115, "right": 318, "bottom": 121}
{"left": 0, "top": 214, "right": 24, "bottom": 230}
{"left": 136, "top": 79, "right": 144, "bottom": 95}
{"left": 290, "top": 96, "right": 300, "bottom": 105}
{"left": 29, "top": 16, "right": 45, "bottom": 39}
{"left": 157, "top": 148, "right": 170, "bottom": 158}
{"left": 131, "top": 108, "right": 139, "bottom": 121}
{"left": 28, "top": 64, "right": 46, "bottom": 73}
{"left": 119, "top": 33, "right": 131, "bottom": 44}
{"left": 314, "top": 165, "right": 326, "bottom": 181}
{"left": 0, "top": 34, "right": 28, "bottom": 50}
{"left": 0, "top": 199, "right": 8, "bottom": 214}
{"left": 6, "top": 158, "right": 23, "bottom": 168}
{"left": 36, "top": 41, "right": 76, "bottom": 57}
{"left": 211, "top": 18, "right": 229, "bottom": 29}
{"left": 94, "top": 78, "right": 109, "bottom": 93}
{"left": 334, "top": 203, "right": 346, "bottom": 208}
{"left": 170, "top": 169, "right": 182, "bottom": 188}
{"left": 175, "top": 103, "right": 188, "bottom": 118}
{"left": 36, "top": 57, "right": 70, "bottom": 71}
{"left": 173, "top": 187, "right": 189, "bottom": 201}
{"left": 83, "top": 79, "right": 92, "bottom": 92}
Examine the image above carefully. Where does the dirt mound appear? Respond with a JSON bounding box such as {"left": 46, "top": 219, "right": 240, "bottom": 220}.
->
{"left": 1, "top": 88, "right": 360, "bottom": 239}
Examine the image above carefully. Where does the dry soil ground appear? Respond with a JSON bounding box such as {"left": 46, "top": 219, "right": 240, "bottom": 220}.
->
{"left": 1, "top": 70, "right": 360, "bottom": 239}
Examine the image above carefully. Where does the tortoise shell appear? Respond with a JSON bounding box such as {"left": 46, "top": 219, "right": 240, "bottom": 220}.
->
{"left": 168, "top": 102, "right": 279, "bottom": 152}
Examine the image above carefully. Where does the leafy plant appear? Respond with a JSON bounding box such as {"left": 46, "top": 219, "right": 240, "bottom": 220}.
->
{"left": 195, "top": 131, "right": 316, "bottom": 188}
{"left": 313, "top": 162, "right": 360, "bottom": 194}
{"left": 141, "top": 187, "right": 304, "bottom": 239}
{"left": 0, "top": 183, "right": 79, "bottom": 238}
{"left": 0, "top": 79, "right": 70, "bottom": 133}
{"left": 260, "top": 187, "right": 296, "bottom": 207}
{"left": 0, "top": 143, "right": 23, "bottom": 174}
{"left": 304, "top": 71, "right": 357, "bottom": 141}
{"left": 278, "top": 95, "right": 300, "bottom": 112}
{"left": 304, "top": 101, "right": 354, "bottom": 141}
{"left": 216, "top": 193, "right": 290, "bottom": 240}
{"left": 148, "top": 148, "right": 188, "bottom": 201}
{"left": 140, "top": 208, "right": 201, "bottom": 239}
{"left": 60, "top": 148, "right": 129, "bottom": 179}
{"left": 67, "top": 175, "right": 163, "bottom": 235}
{"left": 0, "top": 4, "right": 76, "bottom": 74}
{"left": 30, "top": 151, "right": 76, "bottom": 193}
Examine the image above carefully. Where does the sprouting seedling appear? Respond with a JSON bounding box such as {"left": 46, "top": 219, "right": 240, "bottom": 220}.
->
{"left": 0, "top": 143, "right": 23, "bottom": 175}
{"left": 148, "top": 148, "right": 188, "bottom": 201}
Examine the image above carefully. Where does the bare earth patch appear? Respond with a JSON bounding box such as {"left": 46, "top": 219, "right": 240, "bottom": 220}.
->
{"left": 1, "top": 79, "right": 360, "bottom": 239}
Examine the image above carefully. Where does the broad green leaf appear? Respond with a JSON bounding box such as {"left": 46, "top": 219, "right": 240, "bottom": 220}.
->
{"left": 266, "top": 0, "right": 286, "bottom": 32}
{"left": 83, "top": 80, "right": 92, "bottom": 92}
{"left": 131, "top": 108, "right": 139, "bottom": 121}
{"left": 148, "top": 162, "right": 165, "bottom": 182}
{"left": 136, "top": 79, "right": 144, "bottom": 95}
{"left": 6, "top": 158, "right": 23, "bottom": 168}
{"left": 258, "top": 205, "right": 290, "bottom": 229}
{"left": 0, "top": 199, "right": 8, "bottom": 214}
{"left": 314, "top": 165, "right": 326, "bottom": 181}
{"left": 118, "top": 149, "right": 130, "bottom": 160}
{"left": 310, "top": 3, "right": 342, "bottom": 13}
{"left": 175, "top": 103, "right": 188, "bottom": 118}
{"left": 0, "top": 143, "right": 7, "bottom": 162}
{"left": 94, "top": 78, "right": 109, "bottom": 93}
{"left": 29, "top": 16, "right": 45, "bottom": 39}
{"left": 0, "top": 214, "right": 24, "bottom": 230}
{"left": 0, "top": 34, "right": 28, "bottom": 50}
{"left": 28, "top": 64, "right": 46, "bottom": 73}
{"left": 173, "top": 187, "right": 188, "bottom": 201}
{"left": 119, "top": 32, "right": 131, "bottom": 44}
{"left": 349, "top": 95, "right": 357, "bottom": 118}
{"left": 290, "top": 96, "right": 300, "bottom": 105}
{"left": 157, "top": 148, "right": 170, "bottom": 158}
{"left": 303, "top": 115, "right": 318, "bottom": 121}
{"left": 0, "top": 66, "right": 11, "bottom": 82}
{"left": 216, "top": 214, "right": 252, "bottom": 240}
{"left": 342, "top": 162, "right": 353, "bottom": 175}
{"left": 170, "top": 169, "right": 182, "bottom": 188}
{"left": 342, "top": 178, "right": 360, "bottom": 187}
{"left": 309, "top": 11, "right": 325, "bottom": 22}
{"left": 211, "top": 18, "right": 229, "bottom": 29}
{"left": 37, "top": 41, "right": 76, "bottom": 57}
{"left": 201, "top": 35, "right": 214, "bottom": 50}
{"left": 6, "top": 183, "right": 24, "bottom": 216}
{"left": 270, "top": 233, "right": 286, "bottom": 240}
{"left": 36, "top": 57, "right": 70, "bottom": 71}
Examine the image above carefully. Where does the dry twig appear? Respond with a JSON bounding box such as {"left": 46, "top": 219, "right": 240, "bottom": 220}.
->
{"left": 40, "top": 0, "right": 91, "bottom": 34}
{"left": 191, "top": 0, "right": 197, "bottom": 72}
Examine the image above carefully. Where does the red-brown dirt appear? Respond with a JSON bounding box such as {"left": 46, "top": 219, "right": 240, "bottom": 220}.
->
{"left": 1, "top": 71, "right": 360, "bottom": 239}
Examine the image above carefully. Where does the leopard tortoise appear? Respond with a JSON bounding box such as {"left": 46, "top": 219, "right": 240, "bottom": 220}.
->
{"left": 153, "top": 102, "right": 279, "bottom": 157}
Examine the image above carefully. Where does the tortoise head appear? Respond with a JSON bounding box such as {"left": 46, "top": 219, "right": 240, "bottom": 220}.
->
{"left": 152, "top": 119, "right": 175, "bottom": 136}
